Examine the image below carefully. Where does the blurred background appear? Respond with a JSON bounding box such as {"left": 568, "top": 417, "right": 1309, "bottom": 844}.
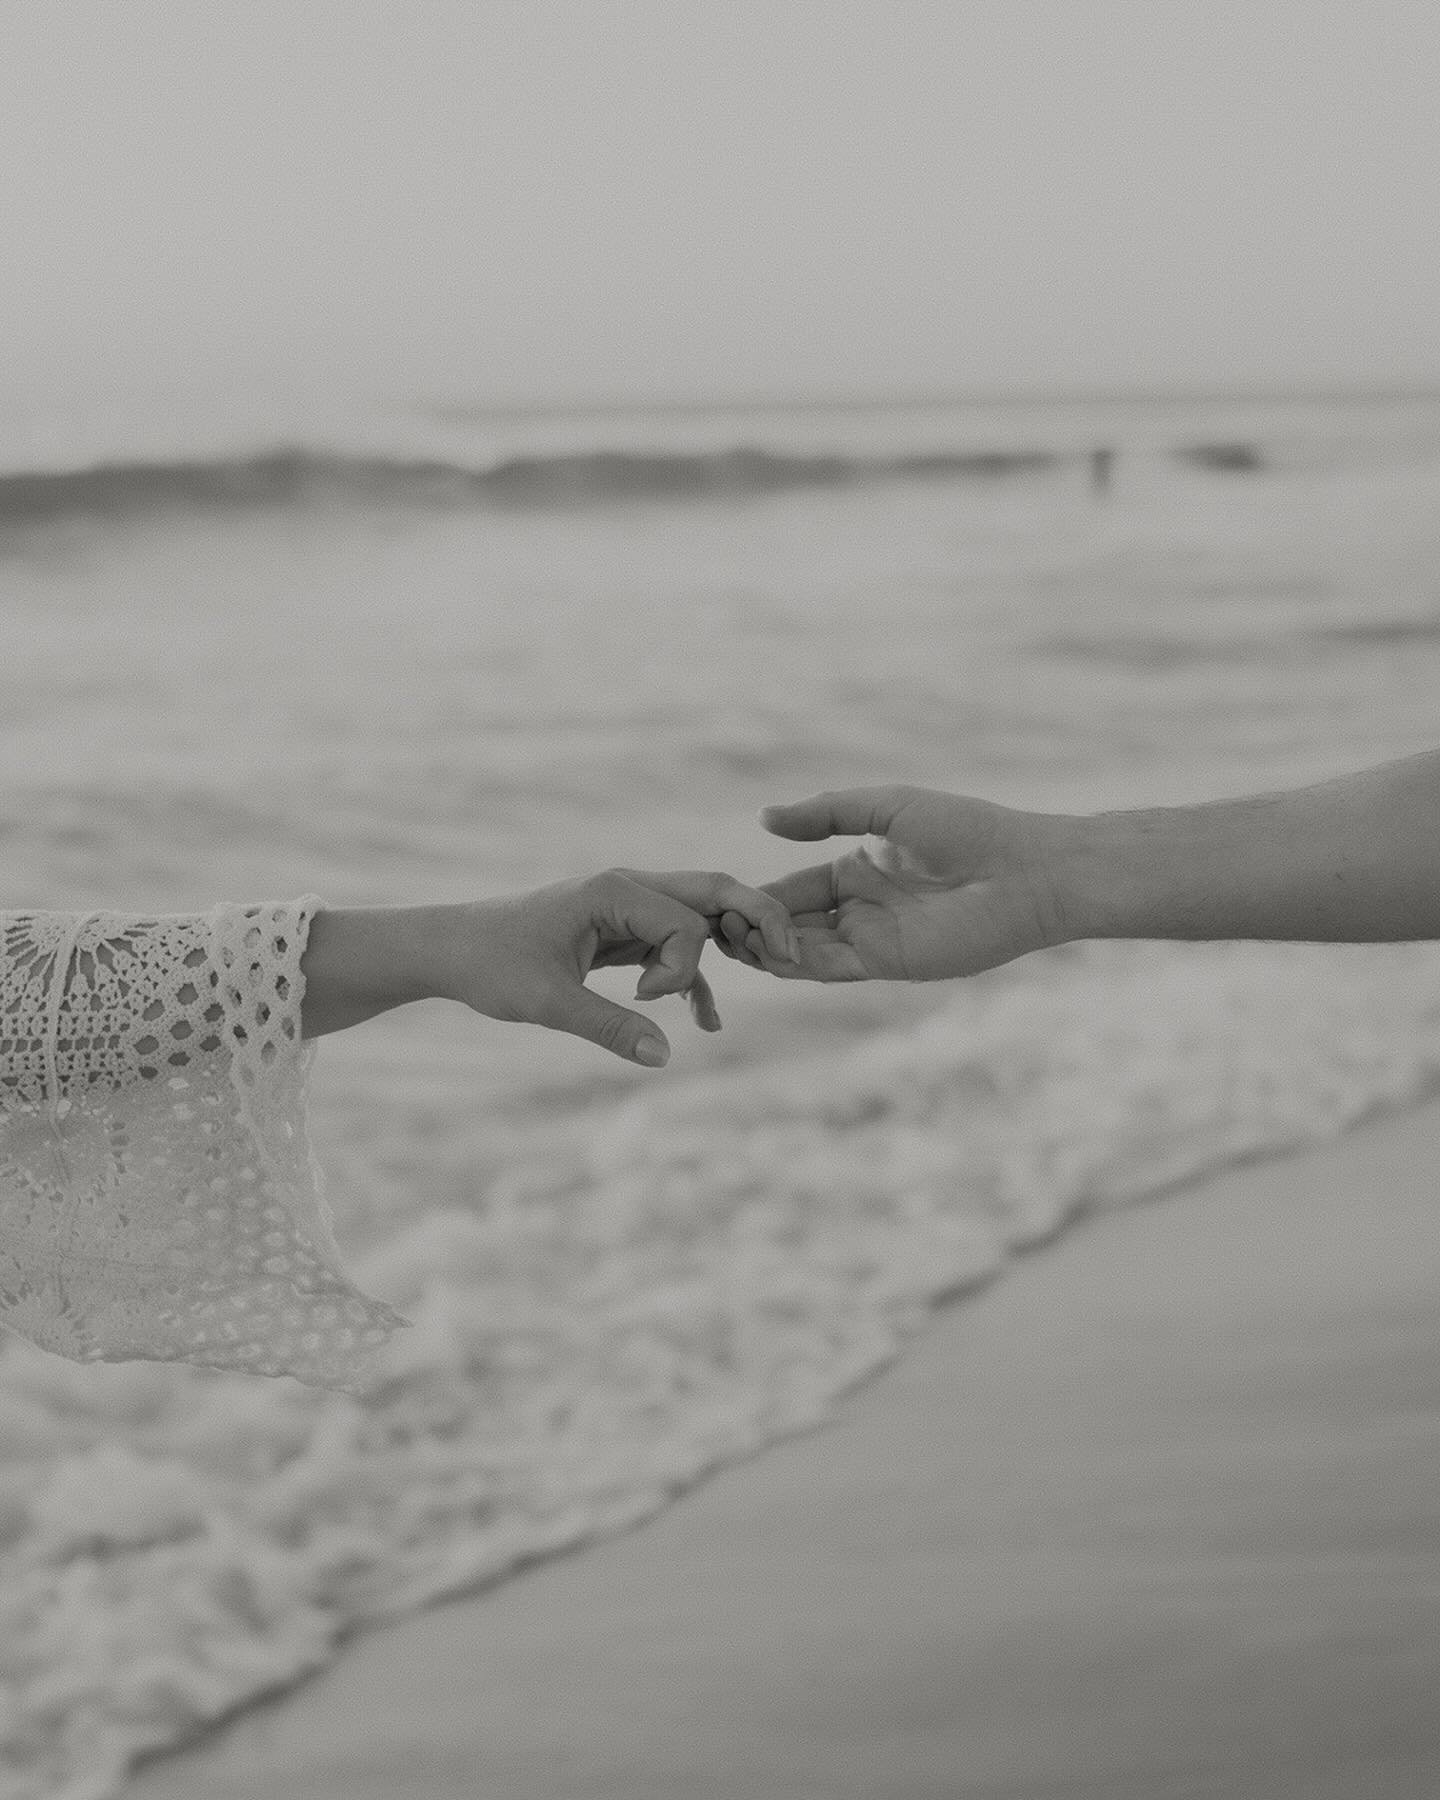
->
{"left": 4, "top": 5, "right": 1440, "bottom": 1794}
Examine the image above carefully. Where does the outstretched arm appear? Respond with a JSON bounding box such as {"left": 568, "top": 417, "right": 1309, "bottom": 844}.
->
{"left": 1057, "top": 750, "right": 1440, "bottom": 946}
{"left": 720, "top": 750, "right": 1440, "bottom": 982}
{"left": 0, "top": 874, "right": 793, "bottom": 1386}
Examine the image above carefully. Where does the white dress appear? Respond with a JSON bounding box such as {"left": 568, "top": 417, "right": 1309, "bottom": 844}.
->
{"left": 0, "top": 899, "right": 408, "bottom": 1392}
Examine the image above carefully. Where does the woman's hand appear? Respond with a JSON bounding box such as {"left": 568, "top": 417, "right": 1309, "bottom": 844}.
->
{"left": 420, "top": 868, "right": 799, "bottom": 1065}
{"left": 715, "top": 785, "right": 1069, "bottom": 982}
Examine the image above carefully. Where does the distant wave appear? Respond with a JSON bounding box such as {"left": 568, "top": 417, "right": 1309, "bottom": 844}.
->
{"left": 1037, "top": 611, "right": 1440, "bottom": 670}
{"left": 0, "top": 442, "right": 1069, "bottom": 528}
{"left": 1032, "top": 632, "right": 1277, "bottom": 670}
{"left": 1312, "top": 617, "right": 1440, "bottom": 647}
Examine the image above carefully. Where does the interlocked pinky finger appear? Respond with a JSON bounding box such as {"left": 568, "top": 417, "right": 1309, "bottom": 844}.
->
{"left": 721, "top": 908, "right": 763, "bottom": 969}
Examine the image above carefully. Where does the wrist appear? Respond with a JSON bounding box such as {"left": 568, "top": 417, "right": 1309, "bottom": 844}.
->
{"left": 1040, "top": 810, "right": 1156, "bottom": 944}
{"left": 300, "top": 905, "right": 451, "bottom": 1039}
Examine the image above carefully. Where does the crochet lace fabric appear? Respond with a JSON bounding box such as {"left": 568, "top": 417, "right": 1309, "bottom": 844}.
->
{"left": 0, "top": 900, "right": 408, "bottom": 1393}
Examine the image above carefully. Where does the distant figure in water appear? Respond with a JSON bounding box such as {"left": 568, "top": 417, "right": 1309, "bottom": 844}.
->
{"left": 1088, "top": 446, "right": 1115, "bottom": 495}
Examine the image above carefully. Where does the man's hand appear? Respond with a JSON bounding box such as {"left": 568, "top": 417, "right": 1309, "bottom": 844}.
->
{"left": 422, "top": 868, "right": 799, "bottom": 1065}
{"left": 715, "top": 785, "right": 1068, "bottom": 982}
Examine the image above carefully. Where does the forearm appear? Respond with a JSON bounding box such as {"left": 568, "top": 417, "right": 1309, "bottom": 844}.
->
{"left": 299, "top": 904, "right": 450, "bottom": 1038}
{"left": 1053, "top": 750, "right": 1440, "bottom": 946}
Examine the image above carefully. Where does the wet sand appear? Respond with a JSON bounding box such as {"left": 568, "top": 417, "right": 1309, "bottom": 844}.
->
{"left": 128, "top": 1102, "right": 1440, "bottom": 1800}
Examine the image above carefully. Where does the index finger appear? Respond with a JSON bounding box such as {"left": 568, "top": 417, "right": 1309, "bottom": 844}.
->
{"left": 596, "top": 875, "right": 709, "bottom": 994}
{"left": 759, "top": 785, "right": 915, "bottom": 843}
{"left": 618, "top": 869, "right": 800, "bottom": 965}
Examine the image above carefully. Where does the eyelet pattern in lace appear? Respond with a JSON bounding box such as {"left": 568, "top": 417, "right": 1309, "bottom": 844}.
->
{"left": 0, "top": 898, "right": 408, "bottom": 1392}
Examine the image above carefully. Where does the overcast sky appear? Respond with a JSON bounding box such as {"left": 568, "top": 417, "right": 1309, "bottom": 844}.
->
{"left": 1, "top": 0, "right": 1437, "bottom": 409}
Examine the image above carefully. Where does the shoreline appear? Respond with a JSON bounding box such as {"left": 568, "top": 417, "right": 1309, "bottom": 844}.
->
{"left": 129, "top": 1101, "right": 1440, "bottom": 1799}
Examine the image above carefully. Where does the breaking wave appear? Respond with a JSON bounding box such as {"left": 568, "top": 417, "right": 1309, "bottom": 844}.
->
{"left": 0, "top": 442, "right": 1068, "bottom": 528}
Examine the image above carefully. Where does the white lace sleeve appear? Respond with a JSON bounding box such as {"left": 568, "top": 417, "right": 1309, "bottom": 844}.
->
{"left": 0, "top": 898, "right": 408, "bottom": 1393}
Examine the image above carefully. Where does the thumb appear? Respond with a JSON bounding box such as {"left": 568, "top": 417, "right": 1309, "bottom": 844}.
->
{"left": 552, "top": 984, "right": 671, "bottom": 1067}
{"left": 760, "top": 785, "right": 912, "bottom": 843}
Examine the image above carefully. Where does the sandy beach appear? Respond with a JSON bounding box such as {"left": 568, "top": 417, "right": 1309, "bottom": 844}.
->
{"left": 127, "top": 1101, "right": 1440, "bottom": 1800}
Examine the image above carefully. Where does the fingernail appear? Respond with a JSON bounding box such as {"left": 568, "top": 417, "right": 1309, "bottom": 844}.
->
{"left": 786, "top": 927, "right": 801, "bottom": 962}
{"left": 634, "top": 1037, "right": 669, "bottom": 1067}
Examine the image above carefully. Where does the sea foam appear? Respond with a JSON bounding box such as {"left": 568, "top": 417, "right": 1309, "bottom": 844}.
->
{"left": 4, "top": 936, "right": 1440, "bottom": 1799}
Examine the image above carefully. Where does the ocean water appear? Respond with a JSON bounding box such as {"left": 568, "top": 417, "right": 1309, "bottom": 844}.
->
{"left": 4, "top": 392, "right": 1440, "bottom": 1798}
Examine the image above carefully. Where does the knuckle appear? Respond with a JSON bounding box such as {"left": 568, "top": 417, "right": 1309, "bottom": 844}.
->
{"left": 867, "top": 783, "right": 916, "bottom": 827}
{"left": 669, "top": 932, "right": 703, "bottom": 971}
{"left": 584, "top": 869, "right": 625, "bottom": 902}
{"left": 593, "top": 1010, "right": 632, "bottom": 1052}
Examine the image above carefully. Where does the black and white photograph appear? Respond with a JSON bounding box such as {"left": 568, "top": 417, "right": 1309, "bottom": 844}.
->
{"left": 3, "top": 5, "right": 1440, "bottom": 1796}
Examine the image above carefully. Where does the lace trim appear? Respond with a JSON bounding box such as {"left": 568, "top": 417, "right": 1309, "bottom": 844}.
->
{"left": 42, "top": 910, "right": 100, "bottom": 1130}
{"left": 0, "top": 900, "right": 408, "bottom": 1392}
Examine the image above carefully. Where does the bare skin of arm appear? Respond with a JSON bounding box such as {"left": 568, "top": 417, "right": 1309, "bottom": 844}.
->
{"left": 717, "top": 750, "right": 1440, "bottom": 983}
